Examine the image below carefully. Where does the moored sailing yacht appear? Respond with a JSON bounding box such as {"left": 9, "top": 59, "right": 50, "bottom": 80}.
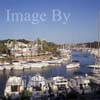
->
{"left": 4, "top": 76, "right": 24, "bottom": 98}
{"left": 66, "top": 47, "right": 80, "bottom": 69}
{"left": 88, "top": 11, "right": 100, "bottom": 74}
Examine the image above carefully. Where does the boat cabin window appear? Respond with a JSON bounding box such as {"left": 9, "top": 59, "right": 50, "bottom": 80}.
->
{"left": 84, "top": 83, "right": 86, "bottom": 86}
{"left": 80, "top": 84, "right": 83, "bottom": 89}
{"left": 11, "top": 85, "right": 19, "bottom": 92}
{"left": 33, "top": 86, "right": 41, "bottom": 91}
{"left": 57, "top": 84, "right": 66, "bottom": 90}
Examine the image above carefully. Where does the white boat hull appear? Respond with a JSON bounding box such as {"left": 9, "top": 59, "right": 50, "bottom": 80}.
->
{"left": 66, "top": 62, "right": 80, "bottom": 69}
{"left": 4, "top": 76, "right": 24, "bottom": 98}
{"left": 88, "top": 64, "right": 100, "bottom": 73}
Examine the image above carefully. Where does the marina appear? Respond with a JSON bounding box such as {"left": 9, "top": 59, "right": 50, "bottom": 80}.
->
{"left": 0, "top": 51, "right": 100, "bottom": 100}
{"left": 0, "top": 1, "right": 100, "bottom": 100}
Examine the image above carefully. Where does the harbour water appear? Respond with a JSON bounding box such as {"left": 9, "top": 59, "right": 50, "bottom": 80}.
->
{"left": 0, "top": 51, "right": 96, "bottom": 95}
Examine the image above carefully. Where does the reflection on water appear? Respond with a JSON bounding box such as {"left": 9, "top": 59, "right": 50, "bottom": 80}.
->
{"left": 67, "top": 68, "right": 80, "bottom": 75}
{"left": 0, "top": 51, "right": 95, "bottom": 95}
{"left": 67, "top": 68, "right": 79, "bottom": 72}
{"left": 72, "top": 51, "right": 95, "bottom": 66}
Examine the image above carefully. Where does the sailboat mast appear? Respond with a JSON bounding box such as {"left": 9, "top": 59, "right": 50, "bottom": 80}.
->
{"left": 98, "top": 10, "right": 100, "bottom": 59}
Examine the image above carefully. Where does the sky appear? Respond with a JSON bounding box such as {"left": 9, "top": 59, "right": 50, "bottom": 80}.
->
{"left": 0, "top": 0, "right": 100, "bottom": 44}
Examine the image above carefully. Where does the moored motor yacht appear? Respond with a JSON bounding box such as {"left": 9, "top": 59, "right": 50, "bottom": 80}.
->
{"left": 4, "top": 76, "right": 24, "bottom": 98}
{"left": 48, "top": 76, "right": 70, "bottom": 93}
{"left": 66, "top": 60, "right": 80, "bottom": 69}
{"left": 0, "top": 64, "right": 5, "bottom": 71}
{"left": 4, "top": 64, "right": 13, "bottom": 70}
{"left": 12, "top": 65, "right": 24, "bottom": 70}
{"left": 27, "top": 74, "right": 49, "bottom": 98}
{"left": 30, "top": 63, "right": 44, "bottom": 69}
{"left": 22, "top": 63, "right": 31, "bottom": 69}
{"left": 11, "top": 61, "right": 24, "bottom": 70}
{"left": 69, "top": 75, "right": 91, "bottom": 94}
{"left": 88, "top": 63, "right": 100, "bottom": 74}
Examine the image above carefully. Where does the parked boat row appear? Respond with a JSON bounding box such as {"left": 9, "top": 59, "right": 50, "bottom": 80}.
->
{"left": 0, "top": 57, "right": 70, "bottom": 71}
{"left": 4, "top": 74, "right": 91, "bottom": 99}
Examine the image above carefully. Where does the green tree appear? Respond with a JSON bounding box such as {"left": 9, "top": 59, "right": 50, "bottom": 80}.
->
{"left": 0, "top": 42, "right": 9, "bottom": 54}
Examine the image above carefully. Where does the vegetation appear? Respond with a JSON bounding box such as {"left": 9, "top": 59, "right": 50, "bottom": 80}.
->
{"left": 0, "top": 42, "right": 10, "bottom": 54}
{"left": 0, "top": 39, "right": 60, "bottom": 57}
{"left": 85, "top": 41, "right": 99, "bottom": 48}
{"left": 36, "top": 39, "right": 60, "bottom": 56}
{"left": 17, "top": 39, "right": 30, "bottom": 44}
{"left": 77, "top": 41, "right": 100, "bottom": 48}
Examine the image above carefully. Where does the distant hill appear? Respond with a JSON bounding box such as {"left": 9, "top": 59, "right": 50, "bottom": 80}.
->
{"left": 0, "top": 39, "right": 30, "bottom": 44}
{"left": 77, "top": 41, "right": 99, "bottom": 48}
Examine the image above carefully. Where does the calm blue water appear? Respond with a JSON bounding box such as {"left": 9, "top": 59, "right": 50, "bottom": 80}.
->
{"left": 0, "top": 51, "right": 96, "bottom": 95}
